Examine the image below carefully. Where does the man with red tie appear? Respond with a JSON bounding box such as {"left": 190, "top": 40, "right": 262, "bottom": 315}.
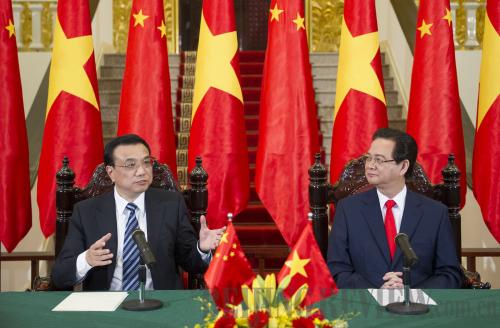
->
{"left": 327, "top": 128, "right": 462, "bottom": 288}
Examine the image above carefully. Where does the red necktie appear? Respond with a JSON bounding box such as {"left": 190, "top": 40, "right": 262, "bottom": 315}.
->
{"left": 384, "top": 200, "right": 397, "bottom": 260}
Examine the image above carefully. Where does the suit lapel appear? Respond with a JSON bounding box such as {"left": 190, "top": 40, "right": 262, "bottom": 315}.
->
{"left": 391, "top": 190, "right": 424, "bottom": 269}
{"left": 361, "top": 189, "right": 391, "bottom": 266}
{"left": 145, "top": 189, "right": 162, "bottom": 257}
{"left": 96, "top": 191, "right": 118, "bottom": 286}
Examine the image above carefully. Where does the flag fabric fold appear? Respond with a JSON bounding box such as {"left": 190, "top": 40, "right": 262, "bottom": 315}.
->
{"left": 329, "top": 0, "right": 388, "bottom": 184}
{"left": 204, "top": 221, "right": 255, "bottom": 309}
{"left": 406, "top": 0, "right": 466, "bottom": 207}
{"left": 255, "top": 0, "right": 320, "bottom": 246}
{"left": 277, "top": 222, "right": 337, "bottom": 306}
{"left": 0, "top": 0, "right": 31, "bottom": 252}
{"left": 38, "top": 0, "right": 103, "bottom": 238}
{"left": 473, "top": 0, "right": 500, "bottom": 242}
{"left": 117, "top": 0, "right": 177, "bottom": 174}
{"left": 188, "top": 0, "right": 249, "bottom": 229}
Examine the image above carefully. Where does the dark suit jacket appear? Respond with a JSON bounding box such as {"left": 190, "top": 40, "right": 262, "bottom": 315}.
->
{"left": 52, "top": 188, "right": 207, "bottom": 290}
{"left": 327, "top": 188, "right": 462, "bottom": 289}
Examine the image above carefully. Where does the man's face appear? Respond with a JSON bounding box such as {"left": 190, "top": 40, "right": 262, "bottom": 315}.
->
{"left": 365, "top": 138, "right": 407, "bottom": 188}
{"left": 106, "top": 143, "right": 153, "bottom": 201}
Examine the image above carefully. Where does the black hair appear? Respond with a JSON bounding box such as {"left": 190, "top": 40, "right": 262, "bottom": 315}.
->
{"left": 372, "top": 128, "right": 418, "bottom": 178}
{"left": 104, "top": 134, "right": 151, "bottom": 166}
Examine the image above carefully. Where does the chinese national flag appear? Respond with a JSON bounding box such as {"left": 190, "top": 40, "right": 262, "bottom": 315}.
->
{"left": 406, "top": 0, "right": 466, "bottom": 207}
{"left": 330, "top": 0, "right": 388, "bottom": 184}
{"left": 204, "top": 221, "right": 255, "bottom": 309}
{"left": 473, "top": 0, "right": 500, "bottom": 242}
{"left": 117, "top": 0, "right": 177, "bottom": 174}
{"left": 277, "top": 222, "right": 337, "bottom": 306}
{"left": 0, "top": 0, "right": 31, "bottom": 252}
{"left": 188, "top": 0, "right": 249, "bottom": 229}
{"left": 255, "top": 0, "right": 320, "bottom": 246}
{"left": 38, "top": 0, "right": 103, "bottom": 237}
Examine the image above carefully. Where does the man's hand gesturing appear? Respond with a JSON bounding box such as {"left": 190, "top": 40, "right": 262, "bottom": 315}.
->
{"left": 85, "top": 233, "right": 114, "bottom": 267}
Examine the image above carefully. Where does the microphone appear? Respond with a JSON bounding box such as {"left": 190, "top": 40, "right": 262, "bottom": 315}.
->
{"left": 395, "top": 233, "right": 418, "bottom": 267}
{"left": 132, "top": 229, "right": 156, "bottom": 268}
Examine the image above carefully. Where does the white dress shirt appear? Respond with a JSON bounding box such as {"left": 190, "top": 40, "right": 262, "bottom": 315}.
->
{"left": 376, "top": 185, "right": 407, "bottom": 233}
{"left": 76, "top": 187, "right": 210, "bottom": 290}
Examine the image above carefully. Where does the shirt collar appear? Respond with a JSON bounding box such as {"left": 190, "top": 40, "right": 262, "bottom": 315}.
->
{"left": 114, "top": 187, "right": 146, "bottom": 215}
{"left": 377, "top": 185, "right": 407, "bottom": 209}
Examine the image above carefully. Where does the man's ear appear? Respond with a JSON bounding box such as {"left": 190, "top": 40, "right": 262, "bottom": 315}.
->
{"left": 105, "top": 165, "right": 115, "bottom": 183}
{"left": 400, "top": 160, "right": 410, "bottom": 177}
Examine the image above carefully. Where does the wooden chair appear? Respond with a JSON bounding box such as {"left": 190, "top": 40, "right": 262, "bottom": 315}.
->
{"left": 308, "top": 153, "right": 490, "bottom": 289}
{"left": 36, "top": 156, "right": 208, "bottom": 290}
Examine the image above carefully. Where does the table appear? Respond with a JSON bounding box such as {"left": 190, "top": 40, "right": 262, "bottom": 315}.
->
{"left": 1, "top": 289, "right": 499, "bottom": 327}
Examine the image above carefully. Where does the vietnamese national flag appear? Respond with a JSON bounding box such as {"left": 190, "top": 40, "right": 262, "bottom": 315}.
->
{"left": 38, "top": 0, "right": 103, "bottom": 238}
{"left": 277, "top": 222, "right": 337, "bottom": 306}
{"left": 0, "top": 0, "right": 31, "bottom": 252}
{"left": 204, "top": 221, "right": 255, "bottom": 309}
{"left": 188, "top": 0, "right": 249, "bottom": 229}
{"left": 255, "top": 0, "right": 320, "bottom": 246}
{"left": 473, "top": 0, "right": 500, "bottom": 242}
{"left": 117, "top": 0, "right": 177, "bottom": 174}
{"left": 406, "top": 0, "right": 466, "bottom": 207}
{"left": 329, "top": 0, "right": 388, "bottom": 184}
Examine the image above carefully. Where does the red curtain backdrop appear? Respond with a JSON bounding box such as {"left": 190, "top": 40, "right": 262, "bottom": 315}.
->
{"left": 329, "top": 0, "right": 388, "bottom": 185}
{"left": 188, "top": 0, "right": 249, "bottom": 229}
{"left": 117, "top": 0, "right": 177, "bottom": 174}
{"left": 406, "top": 0, "right": 466, "bottom": 207}
{"left": 37, "top": 0, "right": 103, "bottom": 237}
{"left": 0, "top": 0, "right": 31, "bottom": 251}
{"left": 473, "top": 0, "right": 500, "bottom": 242}
{"left": 255, "top": 0, "right": 320, "bottom": 246}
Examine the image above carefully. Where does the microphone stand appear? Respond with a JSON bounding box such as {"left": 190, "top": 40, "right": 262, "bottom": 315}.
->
{"left": 122, "top": 262, "right": 163, "bottom": 311}
{"left": 386, "top": 257, "right": 429, "bottom": 315}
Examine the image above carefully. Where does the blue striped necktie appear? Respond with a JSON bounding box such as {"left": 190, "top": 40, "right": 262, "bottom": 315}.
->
{"left": 122, "top": 203, "right": 140, "bottom": 291}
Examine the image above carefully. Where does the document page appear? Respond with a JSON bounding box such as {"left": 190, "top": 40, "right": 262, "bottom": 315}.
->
{"left": 52, "top": 292, "right": 128, "bottom": 311}
{"left": 367, "top": 289, "right": 437, "bottom": 306}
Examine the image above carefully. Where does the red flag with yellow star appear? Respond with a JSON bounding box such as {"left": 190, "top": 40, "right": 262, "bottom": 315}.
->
{"left": 38, "top": 0, "right": 103, "bottom": 237}
{"left": 473, "top": 0, "right": 500, "bottom": 242}
{"left": 255, "top": 0, "right": 320, "bottom": 246}
{"left": 117, "top": 0, "right": 177, "bottom": 174}
{"left": 188, "top": 0, "right": 249, "bottom": 229}
{"left": 204, "top": 221, "right": 255, "bottom": 309}
{"left": 406, "top": 0, "right": 466, "bottom": 207}
{"left": 330, "top": 0, "right": 388, "bottom": 185}
{"left": 277, "top": 222, "right": 337, "bottom": 306}
{"left": 0, "top": 0, "right": 31, "bottom": 251}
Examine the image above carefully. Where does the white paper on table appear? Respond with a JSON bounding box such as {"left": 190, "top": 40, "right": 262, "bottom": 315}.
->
{"left": 367, "top": 289, "right": 437, "bottom": 306}
{"left": 52, "top": 292, "right": 128, "bottom": 311}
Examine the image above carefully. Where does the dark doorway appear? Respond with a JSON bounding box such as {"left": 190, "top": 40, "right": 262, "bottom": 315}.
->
{"left": 179, "top": 0, "right": 270, "bottom": 51}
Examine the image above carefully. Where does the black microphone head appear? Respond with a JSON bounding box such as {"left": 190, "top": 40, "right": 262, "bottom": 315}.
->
{"left": 395, "top": 233, "right": 419, "bottom": 267}
{"left": 131, "top": 229, "right": 156, "bottom": 267}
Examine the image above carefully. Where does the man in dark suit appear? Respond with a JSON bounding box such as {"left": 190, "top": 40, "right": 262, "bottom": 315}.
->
{"left": 52, "top": 134, "right": 225, "bottom": 290}
{"left": 327, "top": 128, "right": 462, "bottom": 289}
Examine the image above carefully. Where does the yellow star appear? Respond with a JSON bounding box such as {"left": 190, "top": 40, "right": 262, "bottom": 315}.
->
{"left": 46, "top": 18, "right": 98, "bottom": 114}
{"left": 285, "top": 250, "right": 310, "bottom": 278}
{"left": 5, "top": 19, "right": 15, "bottom": 38}
{"left": 442, "top": 8, "right": 452, "bottom": 27}
{"left": 157, "top": 20, "right": 167, "bottom": 38}
{"left": 192, "top": 15, "right": 242, "bottom": 115}
{"left": 232, "top": 243, "right": 237, "bottom": 249}
{"left": 230, "top": 251, "right": 235, "bottom": 257}
{"left": 417, "top": 19, "right": 433, "bottom": 38}
{"left": 220, "top": 231, "right": 229, "bottom": 244}
{"left": 292, "top": 13, "right": 305, "bottom": 31}
{"left": 270, "top": 3, "right": 284, "bottom": 22}
{"left": 133, "top": 9, "right": 149, "bottom": 28}
{"left": 223, "top": 255, "right": 228, "bottom": 261}
{"left": 334, "top": 18, "right": 386, "bottom": 119}
{"left": 215, "top": 252, "right": 220, "bottom": 258}
{"left": 477, "top": 13, "right": 500, "bottom": 129}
